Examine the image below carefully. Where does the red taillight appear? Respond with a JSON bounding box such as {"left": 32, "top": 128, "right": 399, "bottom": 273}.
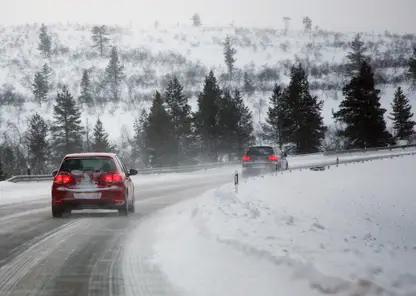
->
{"left": 268, "top": 155, "right": 278, "bottom": 161}
{"left": 104, "top": 172, "right": 123, "bottom": 183}
{"left": 54, "top": 173, "right": 72, "bottom": 184}
{"left": 242, "top": 155, "right": 250, "bottom": 161}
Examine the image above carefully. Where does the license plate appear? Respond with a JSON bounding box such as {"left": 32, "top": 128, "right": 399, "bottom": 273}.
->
{"left": 73, "top": 192, "right": 102, "bottom": 199}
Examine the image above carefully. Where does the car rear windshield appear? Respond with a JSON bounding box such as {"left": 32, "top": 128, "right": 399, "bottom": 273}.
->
{"left": 59, "top": 157, "right": 117, "bottom": 173}
{"left": 246, "top": 146, "right": 274, "bottom": 156}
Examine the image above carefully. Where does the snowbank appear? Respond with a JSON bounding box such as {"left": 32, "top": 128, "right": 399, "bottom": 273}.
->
{"left": 0, "top": 181, "right": 51, "bottom": 205}
{"left": 147, "top": 155, "right": 416, "bottom": 296}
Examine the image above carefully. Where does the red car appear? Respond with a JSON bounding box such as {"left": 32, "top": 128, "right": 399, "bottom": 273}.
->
{"left": 51, "top": 152, "right": 138, "bottom": 218}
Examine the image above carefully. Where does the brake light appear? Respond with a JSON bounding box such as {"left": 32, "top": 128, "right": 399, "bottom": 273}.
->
{"left": 54, "top": 174, "right": 72, "bottom": 184}
{"left": 268, "top": 155, "right": 278, "bottom": 161}
{"left": 104, "top": 172, "right": 123, "bottom": 183}
{"left": 242, "top": 155, "right": 250, "bottom": 161}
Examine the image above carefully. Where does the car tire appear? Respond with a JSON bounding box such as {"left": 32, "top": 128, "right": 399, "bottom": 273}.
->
{"left": 118, "top": 196, "right": 129, "bottom": 216}
{"left": 52, "top": 206, "right": 63, "bottom": 218}
{"left": 129, "top": 196, "right": 135, "bottom": 213}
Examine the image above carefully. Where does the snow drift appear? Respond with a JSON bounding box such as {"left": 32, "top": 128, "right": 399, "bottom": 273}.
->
{"left": 140, "top": 154, "right": 416, "bottom": 296}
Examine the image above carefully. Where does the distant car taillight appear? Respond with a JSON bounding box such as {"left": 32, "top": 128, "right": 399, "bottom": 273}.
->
{"left": 54, "top": 173, "right": 72, "bottom": 184}
{"left": 242, "top": 155, "right": 250, "bottom": 161}
{"left": 104, "top": 172, "right": 123, "bottom": 183}
{"left": 268, "top": 155, "right": 278, "bottom": 161}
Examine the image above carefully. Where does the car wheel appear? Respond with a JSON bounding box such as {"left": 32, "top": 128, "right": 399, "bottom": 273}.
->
{"left": 52, "top": 206, "right": 63, "bottom": 218}
{"left": 129, "top": 195, "right": 135, "bottom": 213}
{"left": 118, "top": 196, "right": 129, "bottom": 216}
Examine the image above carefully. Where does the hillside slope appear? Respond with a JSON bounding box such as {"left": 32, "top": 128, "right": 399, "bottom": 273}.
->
{"left": 0, "top": 23, "right": 415, "bottom": 143}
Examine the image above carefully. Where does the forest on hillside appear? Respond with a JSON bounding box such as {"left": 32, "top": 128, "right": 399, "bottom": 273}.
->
{"left": 1, "top": 19, "right": 416, "bottom": 179}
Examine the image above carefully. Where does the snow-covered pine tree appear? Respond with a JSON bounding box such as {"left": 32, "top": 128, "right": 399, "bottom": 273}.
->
{"left": 144, "top": 91, "right": 175, "bottom": 166}
{"left": 193, "top": 71, "right": 222, "bottom": 162}
{"left": 283, "top": 64, "right": 326, "bottom": 153}
{"left": 79, "top": 69, "right": 94, "bottom": 108}
{"left": 38, "top": 23, "right": 52, "bottom": 58}
{"left": 223, "top": 36, "right": 237, "bottom": 80}
{"left": 50, "top": 86, "right": 84, "bottom": 162}
{"left": 104, "top": 47, "right": 124, "bottom": 103}
{"left": 92, "top": 25, "right": 110, "bottom": 57}
{"left": 389, "top": 86, "right": 415, "bottom": 141}
{"left": 26, "top": 113, "right": 49, "bottom": 174}
{"left": 91, "top": 118, "right": 114, "bottom": 152}
{"left": 334, "top": 61, "right": 394, "bottom": 148}
{"left": 164, "top": 77, "right": 193, "bottom": 163}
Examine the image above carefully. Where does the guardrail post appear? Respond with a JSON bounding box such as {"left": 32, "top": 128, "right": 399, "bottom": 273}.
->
{"left": 234, "top": 170, "right": 239, "bottom": 193}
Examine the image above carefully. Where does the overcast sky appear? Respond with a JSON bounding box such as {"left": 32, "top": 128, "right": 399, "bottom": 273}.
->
{"left": 1, "top": 0, "right": 414, "bottom": 33}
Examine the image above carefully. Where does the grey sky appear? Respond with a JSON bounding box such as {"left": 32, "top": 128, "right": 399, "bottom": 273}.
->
{"left": 2, "top": 0, "right": 414, "bottom": 33}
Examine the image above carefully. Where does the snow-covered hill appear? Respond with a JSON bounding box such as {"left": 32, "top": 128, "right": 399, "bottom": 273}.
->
{"left": 0, "top": 23, "right": 415, "bottom": 144}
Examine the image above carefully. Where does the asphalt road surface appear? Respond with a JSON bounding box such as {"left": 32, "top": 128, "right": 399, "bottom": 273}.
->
{"left": 0, "top": 174, "right": 232, "bottom": 296}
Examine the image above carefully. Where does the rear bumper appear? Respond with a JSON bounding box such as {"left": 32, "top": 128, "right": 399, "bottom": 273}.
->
{"left": 52, "top": 199, "right": 126, "bottom": 210}
{"left": 242, "top": 163, "right": 277, "bottom": 171}
{"left": 51, "top": 186, "right": 127, "bottom": 210}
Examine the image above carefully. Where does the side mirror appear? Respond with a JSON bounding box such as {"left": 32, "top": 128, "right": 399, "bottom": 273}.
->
{"left": 52, "top": 170, "right": 58, "bottom": 177}
{"left": 283, "top": 152, "right": 288, "bottom": 157}
{"left": 129, "top": 169, "right": 138, "bottom": 176}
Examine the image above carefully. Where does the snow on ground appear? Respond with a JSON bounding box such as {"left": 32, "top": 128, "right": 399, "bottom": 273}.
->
{"left": 0, "top": 165, "right": 240, "bottom": 206}
{"left": 1, "top": 149, "right": 415, "bottom": 206}
{"left": 287, "top": 147, "right": 416, "bottom": 169}
{"left": 137, "top": 154, "right": 416, "bottom": 296}
{"left": 0, "top": 180, "right": 51, "bottom": 205}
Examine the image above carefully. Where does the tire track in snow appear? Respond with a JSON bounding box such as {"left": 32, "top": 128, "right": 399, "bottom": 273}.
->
{"left": 122, "top": 216, "right": 179, "bottom": 296}
{"left": 33, "top": 215, "right": 130, "bottom": 296}
{"left": 0, "top": 219, "right": 87, "bottom": 295}
{"left": 0, "top": 208, "right": 70, "bottom": 267}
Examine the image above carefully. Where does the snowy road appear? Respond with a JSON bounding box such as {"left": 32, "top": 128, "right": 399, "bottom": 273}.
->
{"left": 1, "top": 151, "right": 416, "bottom": 296}
{"left": 0, "top": 172, "right": 234, "bottom": 296}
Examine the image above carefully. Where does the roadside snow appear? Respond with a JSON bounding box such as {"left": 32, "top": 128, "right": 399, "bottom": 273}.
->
{"left": 0, "top": 181, "right": 51, "bottom": 205}
{"left": 0, "top": 166, "right": 240, "bottom": 205}
{"left": 147, "top": 155, "right": 416, "bottom": 296}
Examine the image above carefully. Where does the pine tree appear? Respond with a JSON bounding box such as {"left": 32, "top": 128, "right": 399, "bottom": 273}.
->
{"left": 389, "top": 87, "right": 415, "bottom": 141}
{"left": 79, "top": 69, "right": 93, "bottom": 107}
{"left": 1, "top": 146, "right": 15, "bottom": 177}
{"left": 346, "top": 33, "right": 368, "bottom": 76}
{"left": 216, "top": 89, "right": 253, "bottom": 157}
{"left": 408, "top": 47, "right": 416, "bottom": 89}
{"left": 283, "top": 64, "right": 326, "bottom": 153}
{"left": 333, "top": 61, "right": 393, "bottom": 148}
{"left": 144, "top": 91, "right": 175, "bottom": 166}
{"left": 50, "top": 86, "right": 84, "bottom": 161}
{"left": 191, "top": 13, "right": 201, "bottom": 27}
{"left": 0, "top": 161, "right": 4, "bottom": 180}
{"left": 92, "top": 25, "right": 110, "bottom": 57}
{"left": 217, "top": 89, "right": 238, "bottom": 155}
{"left": 26, "top": 113, "right": 49, "bottom": 174}
{"left": 233, "top": 89, "right": 254, "bottom": 154}
{"left": 133, "top": 109, "right": 149, "bottom": 167}
{"left": 243, "top": 72, "right": 255, "bottom": 97}
{"left": 302, "top": 17, "right": 312, "bottom": 32}
{"left": 91, "top": 118, "right": 113, "bottom": 152}
{"left": 264, "top": 84, "right": 291, "bottom": 148}
{"left": 164, "top": 77, "right": 193, "bottom": 163}
{"left": 38, "top": 23, "right": 52, "bottom": 58}
{"left": 104, "top": 47, "right": 125, "bottom": 102}
{"left": 194, "top": 71, "right": 222, "bottom": 161}
{"left": 32, "top": 71, "right": 48, "bottom": 106}
{"left": 223, "top": 36, "right": 237, "bottom": 80}
{"left": 42, "top": 63, "right": 51, "bottom": 87}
